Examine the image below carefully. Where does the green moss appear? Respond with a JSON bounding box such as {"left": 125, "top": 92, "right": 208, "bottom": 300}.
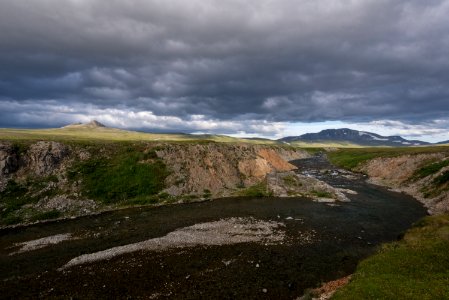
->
{"left": 2, "top": 214, "right": 23, "bottom": 225}
{"left": 30, "top": 210, "right": 61, "bottom": 222}
{"left": 332, "top": 214, "right": 449, "bottom": 300}
{"left": 417, "top": 167, "right": 449, "bottom": 198}
{"left": 237, "top": 181, "right": 272, "bottom": 197}
{"left": 433, "top": 170, "right": 449, "bottom": 186}
{"left": 302, "top": 147, "right": 325, "bottom": 155}
{"left": 328, "top": 147, "right": 449, "bottom": 170}
{"left": 310, "top": 190, "right": 333, "bottom": 198}
{"left": 122, "top": 195, "right": 161, "bottom": 206}
{"left": 68, "top": 146, "right": 169, "bottom": 204}
{"left": 282, "top": 175, "right": 299, "bottom": 187}
{"left": 0, "top": 176, "right": 63, "bottom": 225}
{"left": 11, "top": 141, "right": 30, "bottom": 155}
{"left": 203, "top": 189, "right": 212, "bottom": 199}
{"left": 413, "top": 160, "right": 449, "bottom": 180}
{"left": 0, "top": 180, "right": 32, "bottom": 216}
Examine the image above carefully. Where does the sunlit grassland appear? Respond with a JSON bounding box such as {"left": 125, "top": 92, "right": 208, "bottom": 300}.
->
{"left": 0, "top": 127, "right": 281, "bottom": 145}
{"left": 286, "top": 140, "right": 364, "bottom": 148}
{"left": 332, "top": 214, "right": 449, "bottom": 300}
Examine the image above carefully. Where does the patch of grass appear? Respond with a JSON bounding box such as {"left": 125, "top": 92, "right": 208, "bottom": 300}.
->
{"left": 332, "top": 214, "right": 449, "bottom": 300}
{"left": 0, "top": 127, "right": 279, "bottom": 145}
{"left": 282, "top": 175, "right": 299, "bottom": 187}
{"left": 419, "top": 168, "right": 449, "bottom": 198}
{"left": 237, "top": 181, "right": 272, "bottom": 197}
{"left": 0, "top": 180, "right": 32, "bottom": 217}
{"left": 2, "top": 215, "right": 23, "bottom": 225}
{"left": 413, "top": 160, "right": 449, "bottom": 180}
{"left": 68, "top": 146, "right": 170, "bottom": 204}
{"left": 310, "top": 190, "right": 333, "bottom": 198}
{"left": 122, "top": 195, "right": 161, "bottom": 206}
{"left": 328, "top": 147, "right": 449, "bottom": 170}
{"left": 301, "top": 147, "right": 325, "bottom": 155}
{"left": 11, "top": 141, "right": 30, "bottom": 155}
{"left": 0, "top": 176, "right": 63, "bottom": 224}
{"left": 30, "top": 210, "right": 61, "bottom": 222}
{"left": 203, "top": 189, "right": 212, "bottom": 199}
{"left": 433, "top": 170, "right": 449, "bottom": 186}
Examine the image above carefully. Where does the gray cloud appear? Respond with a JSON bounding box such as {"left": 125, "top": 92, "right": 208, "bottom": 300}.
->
{"left": 1, "top": 0, "right": 449, "bottom": 133}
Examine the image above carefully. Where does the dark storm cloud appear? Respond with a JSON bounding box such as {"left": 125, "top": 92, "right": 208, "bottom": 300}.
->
{"left": 1, "top": 0, "right": 449, "bottom": 131}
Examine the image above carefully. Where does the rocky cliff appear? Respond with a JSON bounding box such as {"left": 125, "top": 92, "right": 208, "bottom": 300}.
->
{"left": 358, "top": 153, "right": 449, "bottom": 214}
{"left": 0, "top": 141, "right": 311, "bottom": 225}
{"left": 155, "top": 143, "right": 309, "bottom": 197}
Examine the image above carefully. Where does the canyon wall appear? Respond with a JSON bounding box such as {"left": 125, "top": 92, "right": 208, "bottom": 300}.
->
{"left": 357, "top": 153, "right": 449, "bottom": 214}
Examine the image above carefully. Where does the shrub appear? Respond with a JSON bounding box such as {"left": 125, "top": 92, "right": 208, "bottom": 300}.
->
{"left": 68, "top": 147, "right": 169, "bottom": 204}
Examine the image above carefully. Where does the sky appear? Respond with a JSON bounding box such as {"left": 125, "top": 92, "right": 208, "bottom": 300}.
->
{"left": 1, "top": 0, "right": 449, "bottom": 142}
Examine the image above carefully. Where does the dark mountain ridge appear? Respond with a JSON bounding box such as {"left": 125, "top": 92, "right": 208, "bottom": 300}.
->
{"left": 279, "top": 128, "right": 430, "bottom": 147}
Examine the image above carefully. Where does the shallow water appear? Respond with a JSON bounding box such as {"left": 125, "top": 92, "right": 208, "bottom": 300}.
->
{"left": 0, "top": 155, "right": 427, "bottom": 299}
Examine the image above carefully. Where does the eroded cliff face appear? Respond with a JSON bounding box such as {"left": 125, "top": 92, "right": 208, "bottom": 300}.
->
{"left": 154, "top": 143, "right": 309, "bottom": 197}
{"left": 0, "top": 141, "right": 311, "bottom": 225}
{"left": 358, "top": 153, "right": 449, "bottom": 214}
{"left": 0, "top": 142, "right": 72, "bottom": 190}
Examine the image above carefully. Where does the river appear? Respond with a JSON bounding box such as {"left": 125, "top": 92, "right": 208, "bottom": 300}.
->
{"left": 0, "top": 155, "right": 427, "bottom": 299}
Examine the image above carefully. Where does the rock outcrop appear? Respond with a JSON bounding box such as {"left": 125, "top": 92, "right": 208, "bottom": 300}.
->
{"left": 0, "top": 143, "right": 19, "bottom": 176}
{"left": 0, "top": 141, "right": 312, "bottom": 225}
{"left": 267, "top": 171, "right": 350, "bottom": 202}
{"left": 23, "top": 141, "right": 71, "bottom": 176}
{"left": 154, "top": 143, "right": 310, "bottom": 197}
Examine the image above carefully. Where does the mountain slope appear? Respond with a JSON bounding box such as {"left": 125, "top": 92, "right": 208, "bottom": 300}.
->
{"left": 279, "top": 128, "right": 429, "bottom": 147}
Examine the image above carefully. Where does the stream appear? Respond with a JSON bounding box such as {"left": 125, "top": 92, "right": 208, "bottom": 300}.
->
{"left": 0, "top": 155, "right": 427, "bottom": 299}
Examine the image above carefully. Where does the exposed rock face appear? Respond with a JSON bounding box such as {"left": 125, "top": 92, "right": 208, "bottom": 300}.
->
{"left": 359, "top": 153, "right": 445, "bottom": 187}
{"left": 0, "top": 143, "right": 19, "bottom": 176}
{"left": 359, "top": 153, "right": 449, "bottom": 214}
{"left": 155, "top": 143, "right": 310, "bottom": 197}
{"left": 0, "top": 141, "right": 71, "bottom": 179}
{"left": 23, "top": 141, "right": 70, "bottom": 176}
{"left": 0, "top": 143, "right": 20, "bottom": 191}
{"left": 0, "top": 140, "right": 311, "bottom": 225}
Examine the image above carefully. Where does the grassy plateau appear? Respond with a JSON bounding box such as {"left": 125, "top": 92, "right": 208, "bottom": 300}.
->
{"left": 328, "top": 146, "right": 449, "bottom": 170}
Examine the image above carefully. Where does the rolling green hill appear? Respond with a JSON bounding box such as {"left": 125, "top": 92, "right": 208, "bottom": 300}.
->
{"left": 0, "top": 121, "right": 278, "bottom": 145}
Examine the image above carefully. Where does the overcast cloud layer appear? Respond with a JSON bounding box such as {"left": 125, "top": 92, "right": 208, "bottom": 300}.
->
{"left": 1, "top": 0, "right": 449, "bottom": 139}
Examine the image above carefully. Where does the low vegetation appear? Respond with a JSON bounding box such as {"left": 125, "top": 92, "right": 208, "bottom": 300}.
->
{"left": 68, "top": 145, "right": 169, "bottom": 204}
{"left": 328, "top": 146, "right": 449, "bottom": 170}
{"left": 237, "top": 181, "right": 272, "bottom": 197}
{"left": 310, "top": 190, "right": 333, "bottom": 198}
{"left": 413, "top": 160, "right": 449, "bottom": 180}
{"left": 0, "top": 127, "right": 278, "bottom": 145}
{"left": 0, "top": 176, "right": 61, "bottom": 225}
{"left": 333, "top": 214, "right": 449, "bottom": 299}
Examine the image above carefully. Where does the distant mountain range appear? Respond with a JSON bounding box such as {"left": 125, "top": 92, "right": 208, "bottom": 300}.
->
{"left": 278, "top": 128, "right": 431, "bottom": 147}
{"left": 52, "top": 121, "right": 446, "bottom": 147}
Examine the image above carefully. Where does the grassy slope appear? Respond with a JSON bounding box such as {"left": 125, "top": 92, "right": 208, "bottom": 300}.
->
{"left": 328, "top": 146, "right": 449, "bottom": 170}
{"left": 0, "top": 127, "right": 278, "bottom": 144}
{"left": 332, "top": 215, "right": 449, "bottom": 300}
{"left": 287, "top": 140, "right": 363, "bottom": 148}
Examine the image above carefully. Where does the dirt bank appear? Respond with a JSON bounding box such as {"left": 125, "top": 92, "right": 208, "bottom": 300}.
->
{"left": 358, "top": 153, "right": 449, "bottom": 214}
